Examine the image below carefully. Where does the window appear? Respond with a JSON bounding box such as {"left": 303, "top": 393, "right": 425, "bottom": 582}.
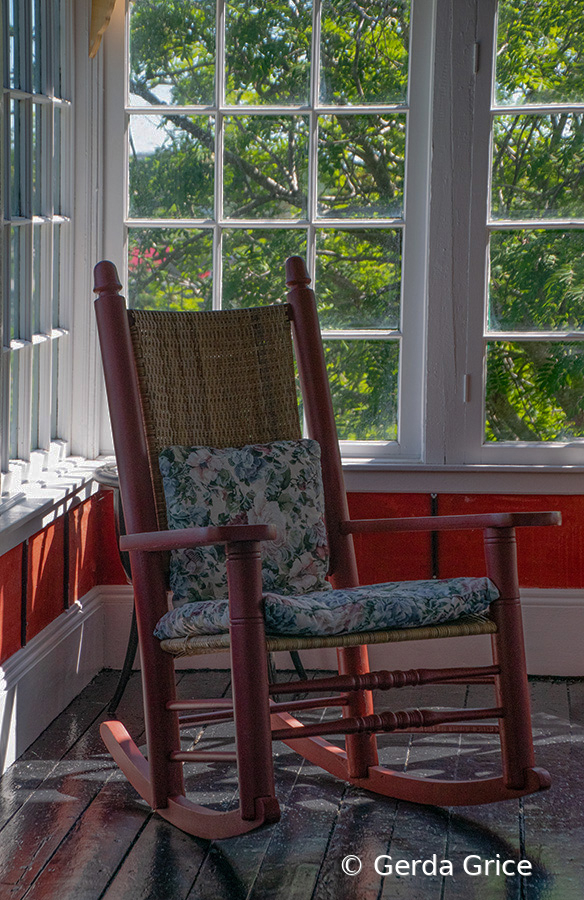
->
{"left": 463, "top": 0, "right": 584, "bottom": 465}
{"left": 1, "top": 0, "right": 72, "bottom": 493}
{"left": 103, "top": 0, "right": 584, "bottom": 471}
{"left": 115, "top": 0, "right": 433, "bottom": 459}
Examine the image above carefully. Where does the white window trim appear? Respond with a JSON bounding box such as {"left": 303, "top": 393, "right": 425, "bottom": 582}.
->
{"left": 99, "top": 0, "right": 584, "bottom": 495}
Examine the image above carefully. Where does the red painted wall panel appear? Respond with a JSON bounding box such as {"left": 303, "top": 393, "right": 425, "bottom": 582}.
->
{"left": 436, "top": 494, "right": 584, "bottom": 588}
{"left": 68, "top": 491, "right": 127, "bottom": 605}
{"left": 0, "top": 544, "right": 23, "bottom": 664}
{"left": 26, "top": 517, "right": 66, "bottom": 641}
{"left": 347, "top": 493, "right": 433, "bottom": 584}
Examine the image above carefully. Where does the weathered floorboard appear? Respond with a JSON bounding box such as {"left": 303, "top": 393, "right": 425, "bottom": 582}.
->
{"left": 0, "top": 672, "right": 582, "bottom": 900}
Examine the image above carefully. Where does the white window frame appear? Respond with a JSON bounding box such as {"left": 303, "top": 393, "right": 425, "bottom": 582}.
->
{"left": 100, "top": 0, "right": 584, "bottom": 492}
{"left": 0, "top": 1, "right": 108, "bottom": 540}
{"left": 102, "top": 0, "right": 435, "bottom": 464}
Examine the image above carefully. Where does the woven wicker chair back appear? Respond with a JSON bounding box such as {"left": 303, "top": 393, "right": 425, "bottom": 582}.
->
{"left": 127, "top": 305, "right": 302, "bottom": 528}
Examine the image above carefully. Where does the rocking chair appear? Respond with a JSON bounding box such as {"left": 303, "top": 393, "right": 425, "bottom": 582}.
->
{"left": 93, "top": 256, "right": 559, "bottom": 840}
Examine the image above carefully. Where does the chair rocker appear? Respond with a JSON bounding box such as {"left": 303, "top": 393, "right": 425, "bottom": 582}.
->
{"left": 93, "top": 256, "right": 559, "bottom": 840}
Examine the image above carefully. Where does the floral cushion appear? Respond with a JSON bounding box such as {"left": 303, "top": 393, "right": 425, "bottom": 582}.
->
{"left": 158, "top": 439, "right": 331, "bottom": 607}
{"left": 154, "top": 576, "right": 499, "bottom": 639}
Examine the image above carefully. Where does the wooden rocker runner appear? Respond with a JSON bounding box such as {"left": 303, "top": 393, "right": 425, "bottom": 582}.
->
{"left": 93, "top": 256, "right": 559, "bottom": 840}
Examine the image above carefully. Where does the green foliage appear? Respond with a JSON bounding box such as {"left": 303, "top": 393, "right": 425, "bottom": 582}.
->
{"left": 127, "top": 0, "right": 584, "bottom": 445}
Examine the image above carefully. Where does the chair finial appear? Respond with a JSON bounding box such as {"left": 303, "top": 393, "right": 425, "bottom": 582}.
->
{"left": 285, "top": 256, "right": 311, "bottom": 288}
{"left": 94, "top": 260, "right": 123, "bottom": 295}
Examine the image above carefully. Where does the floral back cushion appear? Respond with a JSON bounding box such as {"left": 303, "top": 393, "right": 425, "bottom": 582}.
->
{"left": 158, "top": 439, "right": 331, "bottom": 606}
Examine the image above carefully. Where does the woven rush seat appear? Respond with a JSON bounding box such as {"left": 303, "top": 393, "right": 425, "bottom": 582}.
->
{"left": 159, "top": 612, "right": 497, "bottom": 658}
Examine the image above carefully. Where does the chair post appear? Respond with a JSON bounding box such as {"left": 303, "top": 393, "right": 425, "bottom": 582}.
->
{"left": 93, "top": 261, "right": 184, "bottom": 807}
{"left": 285, "top": 256, "right": 379, "bottom": 776}
{"left": 484, "top": 526, "right": 535, "bottom": 789}
{"left": 226, "top": 540, "right": 279, "bottom": 822}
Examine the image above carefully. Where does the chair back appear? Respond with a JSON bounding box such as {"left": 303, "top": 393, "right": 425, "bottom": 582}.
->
{"left": 127, "top": 306, "right": 301, "bottom": 528}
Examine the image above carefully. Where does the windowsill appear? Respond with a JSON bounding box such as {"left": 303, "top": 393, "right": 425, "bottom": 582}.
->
{"left": 2, "top": 451, "right": 584, "bottom": 559}
{"left": 342, "top": 458, "right": 584, "bottom": 494}
{"left": 0, "top": 456, "right": 115, "bottom": 556}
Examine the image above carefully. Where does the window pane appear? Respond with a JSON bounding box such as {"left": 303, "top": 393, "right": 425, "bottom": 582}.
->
{"left": 317, "top": 114, "right": 406, "bottom": 218}
{"left": 32, "top": 225, "right": 41, "bottom": 334}
{"left": 320, "top": 0, "right": 409, "bottom": 105}
{"left": 53, "top": 224, "right": 61, "bottom": 327}
{"left": 323, "top": 339, "right": 399, "bottom": 440}
{"left": 485, "top": 341, "right": 584, "bottom": 442}
{"left": 51, "top": 339, "right": 59, "bottom": 439}
{"left": 129, "top": 0, "right": 215, "bottom": 106}
{"left": 128, "top": 115, "right": 215, "bottom": 218}
{"left": 9, "top": 355, "right": 19, "bottom": 458}
{"left": 31, "top": 345, "right": 40, "bottom": 450}
{"left": 223, "top": 116, "right": 308, "bottom": 219}
{"left": 10, "top": 228, "right": 22, "bottom": 340}
{"left": 315, "top": 229, "right": 401, "bottom": 329}
{"left": 225, "top": 0, "right": 311, "bottom": 106}
{"left": 495, "top": 0, "right": 584, "bottom": 106}
{"left": 32, "top": 103, "right": 42, "bottom": 216}
{"left": 8, "top": 0, "right": 20, "bottom": 90}
{"left": 53, "top": 107, "right": 62, "bottom": 214}
{"left": 127, "top": 228, "right": 213, "bottom": 310}
{"left": 32, "top": 0, "right": 43, "bottom": 94}
{"left": 491, "top": 114, "right": 584, "bottom": 220}
{"left": 222, "top": 228, "right": 307, "bottom": 309}
{"left": 10, "top": 99, "right": 24, "bottom": 217}
{"left": 489, "top": 230, "right": 584, "bottom": 332}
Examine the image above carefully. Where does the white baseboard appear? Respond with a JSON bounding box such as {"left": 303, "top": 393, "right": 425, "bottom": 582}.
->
{"left": 100, "top": 584, "right": 584, "bottom": 677}
{"left": 2, "top": 584, "right": 583, "bottom": 776}
{"left": 0, "top": 589, "right": 104, "bottom": 776}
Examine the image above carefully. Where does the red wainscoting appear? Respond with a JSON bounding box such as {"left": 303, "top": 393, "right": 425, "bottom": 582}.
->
{"left": 347, "top": 493, "right": 584, "bottom": 589}
{"left": 0, "top": 490, "right": 127, "bottom": 664}
{"left": 0, "top": 544, "right": 24, "bottom": 665}
{"left": 0, "top": 489, "right": 583, "bottom": 667}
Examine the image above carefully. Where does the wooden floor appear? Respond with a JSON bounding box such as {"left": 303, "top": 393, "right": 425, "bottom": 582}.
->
{"left": 0, "top": 669, "right": 582, "bottom": 900}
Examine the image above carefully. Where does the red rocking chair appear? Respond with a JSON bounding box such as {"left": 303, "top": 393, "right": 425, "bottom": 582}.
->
{"left": 93, "top": 256, "right": 559, "bottom": 840}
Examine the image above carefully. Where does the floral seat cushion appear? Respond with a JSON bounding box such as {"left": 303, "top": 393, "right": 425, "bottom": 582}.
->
{"left": 154, "top": 576, "right": 499, "bottom": 639}
{"left": 158, "top": 439, "right": 331, "bottom": 606}
{"left": 155, "top": 438, "right": 499, "bottom": 640}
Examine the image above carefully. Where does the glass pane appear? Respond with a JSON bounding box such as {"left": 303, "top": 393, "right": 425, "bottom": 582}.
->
{"left": 9, "top": 355, "right": 19, "bottom": 458}
{"left": 8, "top": 0, "right": 20, "bottom": 90}
{"left": 315, "top": 229, "right": 402, "bottom": 329}
{"left": 129, "top": 0, "right": 215, "bottom": 106}
{"left": 223, "top": 116, "right": 308, "bottom": 218}
{"left": 32, "top": 0, "right": 44, "bottom": 94}
{"left": 10, "top": 99, "right": 23, "bottom": 217}
{"left": 31, "top": 344, "right": 40, "bottom": 451}
{"left": 53, "top": 224, "right": 61, "bottom": 328}
{"left": 320, "top": 0, "right": 410, "bottom": 105}
{"left": 495, "top": 0, "right": 584, "bottom": 106}
{"left": 10, "top": 228, "right": 22, "bottom": 340}
{"left": 318, "top": 114, "right": 405, "bottom": 218}
{"left": 323, "top": 339, "right": 399, "bottom": 440}
{"left": 128, "top": 115, "right": 215, "bottom": 218}
{"left": 489, "top": 230, "right": 584, "bottom": 332}
{"left": 32, "top": 103, "right": 42, "bottom": 216}
{"left": 127, "top": 227, "right": 213, "bottom": 310}
{"left": 225, "top": 0, "right": 311, "bottom": 105}
{"left": 222, "top": 228, "right": 307, "bottom": 309}
{"left": 53, "top": 107, "right": 62, "bottom": 213}
{"left": 32, "top": 225, "right": 41, "bottom": 333}
{"left": 491, "top": 114, "right": 584, "bottom": 220}
{"left": 51, "top": 339, "right": 59, "bottom": 439}
{"left": 485, "top": 341, "right": 584, "bottom": 441}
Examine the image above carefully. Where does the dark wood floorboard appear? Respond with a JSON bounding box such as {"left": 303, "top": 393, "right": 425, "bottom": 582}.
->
{"left": 0, "top": 671, "right": 582, "bottom": 900}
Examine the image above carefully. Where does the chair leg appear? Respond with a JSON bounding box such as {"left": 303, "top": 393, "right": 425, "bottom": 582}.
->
{"left": 484, "top": 526, "right": 536, "bottom": 789}
{"left": 227, "top": 541, "right": 280, "bottom": 823}
{"left": 337, "top": 645, "right": 379, "bottom": 778}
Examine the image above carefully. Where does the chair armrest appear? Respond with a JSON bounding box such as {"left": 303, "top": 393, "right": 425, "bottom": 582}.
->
{"left": 120, "top": 523, "right": 277, "bottom": 552}
{"left": 340, "top": 511, "right": 561, "bottom": 535}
